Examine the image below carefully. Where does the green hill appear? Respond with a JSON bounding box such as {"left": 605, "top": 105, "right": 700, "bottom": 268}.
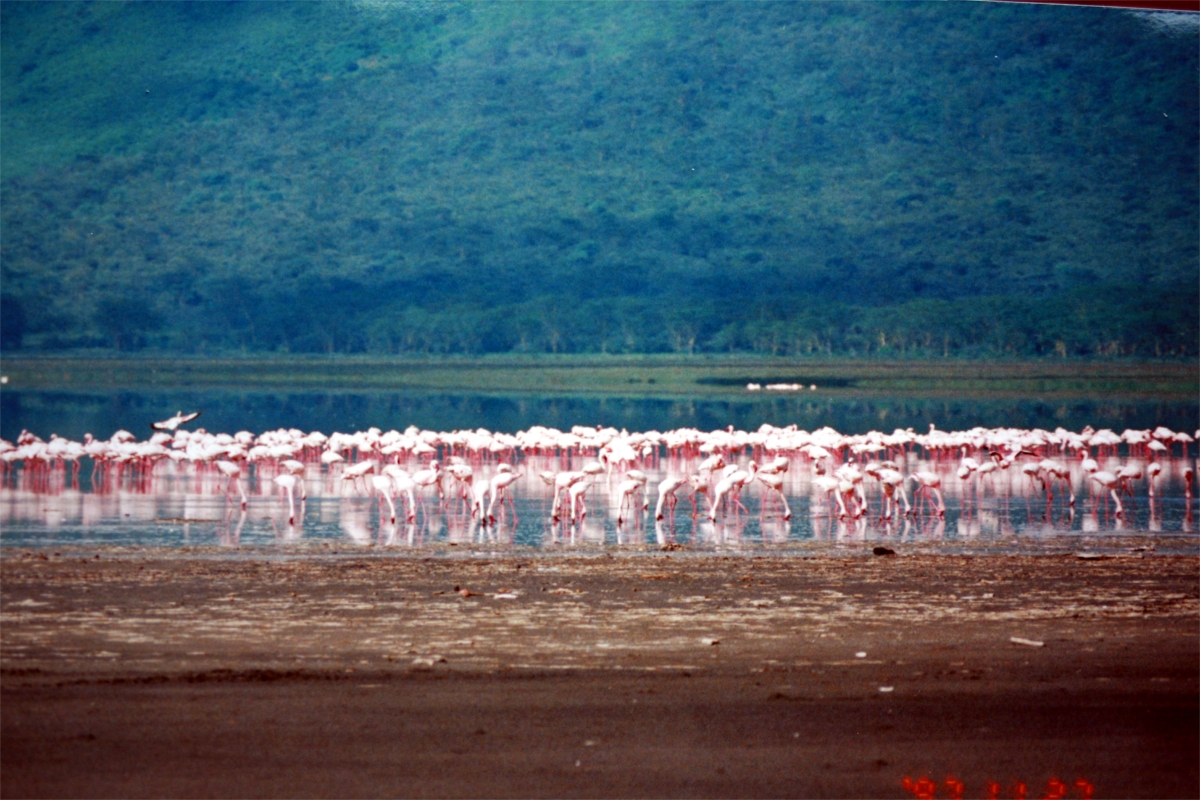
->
{"left": 2, "top": 1, "right": 1196, "bottom": 357}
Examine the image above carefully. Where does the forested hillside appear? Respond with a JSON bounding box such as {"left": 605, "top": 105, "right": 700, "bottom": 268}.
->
{"left": 2, "top": 1, "right": 1196, "bottom": 357}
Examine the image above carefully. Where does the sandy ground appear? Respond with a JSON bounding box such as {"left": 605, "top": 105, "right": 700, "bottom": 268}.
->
{"left": 2, "top": 548, "right": 1197, "bottom": 798}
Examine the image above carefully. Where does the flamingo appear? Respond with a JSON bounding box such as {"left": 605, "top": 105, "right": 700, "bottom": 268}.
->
{"left": 487, "top": 470, "right": 522, "bottom": 524}
{"left": 1116, "top": 464, "right": 1143, "bottom": 498}
{"left": 910, "top": 471, "right": 945, "bottom": 517}
{"left": 549, "top": 471, "right": 586, "bottom": 521}
{"left": 281, "top": 459, "right": 308, "bottom": 500}
{"left": 151, "top": 411, "right": 201, "bottom": 432}
{"left": 1185, "top": 467, "right": 1195, "bottom": 518}
{"left": 654, "top": 476, "right": 688, "bottom": 522}
{"left": 624, "top": 469, "right": 650, "bottom": 511}
{"left": 878, "top": 468, "right": 910, "bottom": 519}
{"left": 686, "top": 474, "right": 714, "bottom": 518}
{"left": 837, "top": 478, "right": 861, "bottom": 519}
{"left": 469, "top": 479, "right": 491, "bottom": 520}
{"left": 568, "top": 477, "right": 592, "bottom": 522}
{"left": 411, "top": 461, "right": 444, "bottom": 507}
{"left": 616, "top": 478, "right": 643, "bottom": 525}
{"left": 709, "top": 467, "right": 750, "bottom": 521}
{"left": 215, "top": 460, "right": 247, "bottom": 508}
{"left": 754, "top": 470, "right": 791, "bottom": 519}
{"left": 342, "top": 460, "right": 377, "bottom": 494}
{"left": 371, "top": 474, "right": 399, "bottom": 523}
{"left": 812, "top": 474, "right": 844, "bottom": 517}
{"left": 1147, "top": 462, "right": 1162, "bottom": 498}
{"left": 445, "top": 462, "right": 475, "bottom": 505}
{"left": 1039, "top": 459, "right": 1074, "bottom": 508}
{"left": 382, "top": 465, "right": 417, "bottom": 521}
{"left": 274, "top": 473, "right": 299, "bottom": 524}
{"left": 1090, "top": 471, "right": 1124, "bottom": 517}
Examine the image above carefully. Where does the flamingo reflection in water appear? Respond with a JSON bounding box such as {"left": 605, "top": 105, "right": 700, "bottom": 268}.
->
{"left": 217, "top": 508, "right": 247, "bottom": 548}
{"left": 3, "top": 421, "right": 1197, "bottom": 549}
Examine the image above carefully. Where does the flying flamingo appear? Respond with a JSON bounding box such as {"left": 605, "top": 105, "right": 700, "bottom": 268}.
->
{"left": 151, "top": 411, "right": 201, "bottom": 432}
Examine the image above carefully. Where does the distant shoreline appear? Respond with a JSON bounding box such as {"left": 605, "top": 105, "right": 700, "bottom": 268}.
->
{"left": 2, "top": 355, "right": 1196, "bottom": 401}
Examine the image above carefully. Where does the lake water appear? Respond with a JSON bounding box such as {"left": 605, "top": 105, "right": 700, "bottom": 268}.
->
{"left": 1, "top": 458, "right": 1196, "bottom": 555}
{"left": 1, "top": 387, "right": 1196, "bottom": 555}
{"left": 3, "top": 388, "right": 1197, "bottom": 444}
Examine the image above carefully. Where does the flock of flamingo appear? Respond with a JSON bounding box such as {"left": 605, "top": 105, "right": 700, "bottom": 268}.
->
{"left": 2, "top": 415, "right": 1196, "bottom": 543}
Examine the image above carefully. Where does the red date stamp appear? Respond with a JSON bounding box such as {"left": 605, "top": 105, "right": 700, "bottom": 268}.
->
{"left": 901, "top": 775, "right": 1094, "bottom": 799}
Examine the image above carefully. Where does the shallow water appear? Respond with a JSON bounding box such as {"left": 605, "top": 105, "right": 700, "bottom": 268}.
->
{"left": 3, "top": 453, "right": 1195, "bottom": 556}
{"left": 3, "top": 388, "right": 1197, "bottom": 445}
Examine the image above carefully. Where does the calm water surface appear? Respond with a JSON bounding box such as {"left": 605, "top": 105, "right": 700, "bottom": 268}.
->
{"left": 2, "top": 454, "right": 1195, "bottom": 556}
{"left": 3, "top": 388, "right": 1197, "bottom": 443}
{"left": 2, "top": 387, "right": 1196, "bottom": 555}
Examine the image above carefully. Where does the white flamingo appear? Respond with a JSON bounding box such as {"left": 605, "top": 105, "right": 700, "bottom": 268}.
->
{"left": 655, "top": 475, "right": 688, "bottom": 522}
{"left": 754, "top": 469, "right": 791, "bottom": 519}
{"left": 371, "top": 474, "right": 399, "bottom": 523}
{"left": 1090, "top": 471, "right": 1124, "bottom": 517}
{"left": 274, "top": 473, "right": 299, "bottom": 524}
{"left": 487, "top": 470, "right": 522, "bottom": 524}
{"left": 215, "top": 460, "right": 247, "bottom": 508}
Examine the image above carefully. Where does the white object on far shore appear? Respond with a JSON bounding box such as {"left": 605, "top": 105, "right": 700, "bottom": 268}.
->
{"left": 1010, "top": 637, "right": 1045, "bottom": 647}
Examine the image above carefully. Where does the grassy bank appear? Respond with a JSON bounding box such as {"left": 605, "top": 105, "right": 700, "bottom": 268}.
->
{"left": 1, "top": 355, "right": 1194, "bottom": 402}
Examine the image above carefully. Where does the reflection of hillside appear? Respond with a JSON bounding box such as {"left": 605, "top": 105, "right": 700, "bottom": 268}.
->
{"left": 1, "top": 3, "right": 1195, "bottom": 358}
{"left": 2, "top": 388, "right": 1196, "bottom": 448}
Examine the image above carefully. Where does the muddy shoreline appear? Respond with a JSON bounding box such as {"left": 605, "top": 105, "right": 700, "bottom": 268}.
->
{"left": 3, "top": 551, "right": 1197, "bottom": 798}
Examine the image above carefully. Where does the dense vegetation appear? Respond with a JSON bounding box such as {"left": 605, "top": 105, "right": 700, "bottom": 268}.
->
{"left": 2, "top": 2, "right": 1196, "bottom": 358}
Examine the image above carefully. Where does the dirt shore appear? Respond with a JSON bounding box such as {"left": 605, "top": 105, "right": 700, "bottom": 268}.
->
{"left": 2, "top": 550, "right": 1197, "bottom": 798}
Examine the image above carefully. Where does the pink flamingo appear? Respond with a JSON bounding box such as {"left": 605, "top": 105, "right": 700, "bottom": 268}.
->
{"left": 910, "top": 471, "right": 945, "bottom": 517}
{"left": 1089, "top": 471, "right": 1124, "bottom": 517}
